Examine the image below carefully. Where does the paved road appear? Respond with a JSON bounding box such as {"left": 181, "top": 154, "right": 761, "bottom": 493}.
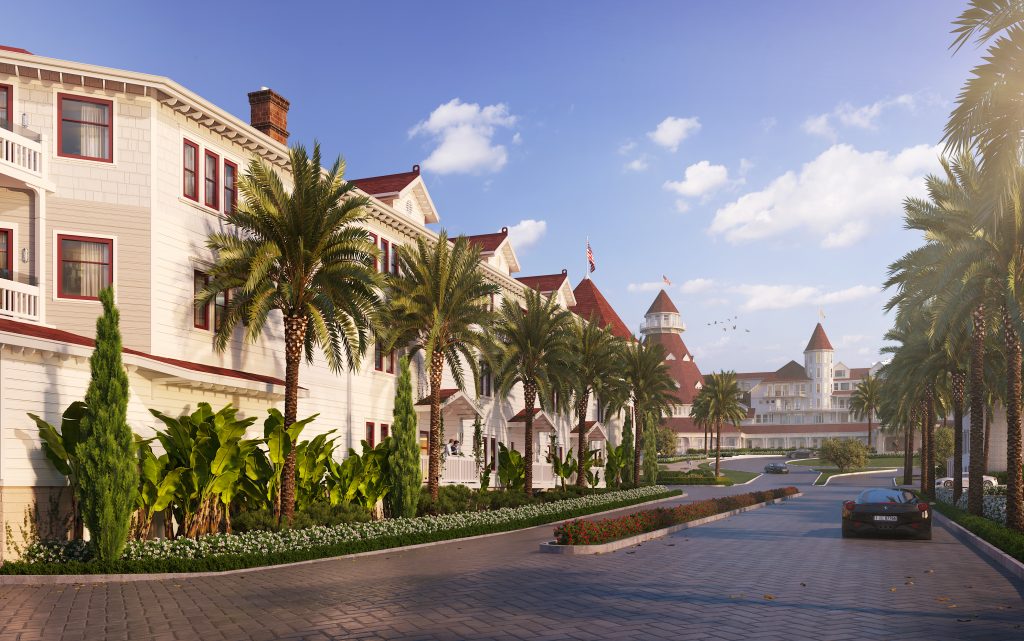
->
{"left": 0, "top": 462, "right": 1021, "bottom": 641}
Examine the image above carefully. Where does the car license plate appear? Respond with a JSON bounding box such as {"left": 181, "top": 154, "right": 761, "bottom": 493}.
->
{"left": 873, "top": 515, "right": 898, "bottom": 522}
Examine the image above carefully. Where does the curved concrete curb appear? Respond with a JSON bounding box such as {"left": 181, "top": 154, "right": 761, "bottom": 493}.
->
{"left": 0, "top": 492, "right": 687, "bottom": 585}
{"left": 539, "top": 492, "right": 803, "bottom": 555}
{"left": 935, "top": 512, "right": 1024, "bottom": 583}
{"left": 816, "top": 468, "right": 897, "bottom": 486}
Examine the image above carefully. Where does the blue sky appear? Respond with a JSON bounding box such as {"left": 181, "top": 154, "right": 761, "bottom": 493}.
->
{"left": 10, "top": 1, "right": 978, "bottom": 372}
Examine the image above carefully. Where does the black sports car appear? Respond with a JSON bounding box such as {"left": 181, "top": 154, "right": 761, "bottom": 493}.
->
{"left": 764, "top": 462, "right": 789, "bottom": 474}
{"left": 841, "top": 488, "right": 931, "bottom": 540}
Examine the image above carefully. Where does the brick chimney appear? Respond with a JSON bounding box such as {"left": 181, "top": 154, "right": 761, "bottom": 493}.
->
{"left": 247, "top": 87, "right": 290, "bottom": 145}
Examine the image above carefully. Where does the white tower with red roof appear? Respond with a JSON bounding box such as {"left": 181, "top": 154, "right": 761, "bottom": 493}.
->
{"left": 804, "top": 323, "right": 835, "bottom": 411}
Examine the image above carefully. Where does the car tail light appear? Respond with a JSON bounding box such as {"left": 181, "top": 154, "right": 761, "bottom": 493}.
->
{"left": 917, "top": 502, "right": 929, "bottom": 512}
{"left": 844, "top": 501, "right": 855, "bottom": 511}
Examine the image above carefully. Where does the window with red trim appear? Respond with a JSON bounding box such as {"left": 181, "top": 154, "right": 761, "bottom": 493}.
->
{"left": 193, "top": 271, "right": 210, "bottom": 329}
{"left": 375, "top": 341, "right": 385, "bottom": 371}
{"left": 204, "top": 150, "right": 219, "bottom": 209}
{"left": 369, "top": 233, "right": 378, "bottom": 270}
{"left": 380, "top": 239, "right": 390, "bottom": 274}
{"left": 0, "top": 228, "right": 12, "bottom": 279}
{"left": 0, "top": 84, "right": 12, "bottom": 129}
{"left": 419, "top": 431, "right": 429, "bottom": 452}
{"left": 57, "top": 94, "right": 113, "bottom": 162}
{"left": 223, "top": 160, "right": 238, "bottom": 214}
{"left": 390, "top": 244, "right": 399, "bottom": 276}
{"left": 183, "top": 140, "right": 199, "bottom": 201}
{"left": 380, "top": 424, "right": 389, "bottom": 440}
{"left": 57, "top": 235, "right": 112, "bottom": 300}
{"left": 366, "top": 422, "right": 375, "bottom": 448}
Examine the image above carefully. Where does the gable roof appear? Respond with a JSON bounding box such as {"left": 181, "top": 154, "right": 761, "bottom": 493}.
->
{"left": 348, "top": 166, "right": 421, "bottom": 196}
{"left": 767, "top": 360, "right": 810, "bottom": 382}
{"left": 805, "top": 323, "right": 833, "bottom": 351}
{"left": 646, "top": 290, "right": 679, "bottom": 315}
{"left": 570, "top": 279, "right": 633, "bottom": 340}
{"left": 516, "top": 271, "right": 569, "bottom": 293}
{"left": 647, "top": 332, "right": 704, "bottom": 404}
{"left": 0, "top": 45, "right": 32, "bottom": 55}
{"left": 464, "top": 228, "right": 508, "bottom": 253}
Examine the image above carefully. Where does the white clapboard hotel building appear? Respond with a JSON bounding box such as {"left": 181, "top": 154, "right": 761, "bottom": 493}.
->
{"left": 0, "top": 45, "right": 626, "bottom": 556}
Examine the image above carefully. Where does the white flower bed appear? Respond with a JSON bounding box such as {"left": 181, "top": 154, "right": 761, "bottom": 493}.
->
{"left": 935, "top": 488, "right": 1007, "bottom": 524}
{"left": 20, "top": 485, "right": 671, "bottom": 565}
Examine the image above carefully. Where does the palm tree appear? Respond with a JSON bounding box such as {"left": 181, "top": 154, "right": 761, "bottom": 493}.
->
{"left": 201, "top": 143, "right": 382, "bottom": 524}
{"left": 690, "top": 391, "right": 711, "bottom": 457}
{"left": 850, "top": 374, "right": 880, "bottom": 451}
{"left": 384, "top": 232, "right": 498, "bottom": 501}
{"left": 567, "top": 318, "right": 623, "bottom": 487}
{"left": 695, "top": 371, "right": 747, "bottom": 477}
{"left": 493, "top": 289, "right": 574, "bottom": 495}
{"left": 617, "top": 338, "right": 676, "bottom": 484}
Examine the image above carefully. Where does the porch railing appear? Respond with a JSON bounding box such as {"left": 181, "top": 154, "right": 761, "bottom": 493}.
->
{"left": 0, "top": 125, "right": 44, "bottom": 182}
{"left": 0, "top": 279, "right": 40, "bottom": 322}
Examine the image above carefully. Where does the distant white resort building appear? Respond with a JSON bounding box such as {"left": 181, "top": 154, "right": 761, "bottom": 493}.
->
{"left": 0, "top": 46, "right": 625, "bottom": 557}
{"left": 641, "top": 290, "right": 889, "bottom": 452}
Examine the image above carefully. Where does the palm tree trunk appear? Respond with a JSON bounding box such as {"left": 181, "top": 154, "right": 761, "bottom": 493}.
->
{"left": 903, "top": 412, "right": 915, "bottom": 486}
{"left": 968, "top": 302, "right": 986, "bottom": 516}
{"left": 428, "top": 350, "right": 444, "bottom": 502}
{"left": 280, "top": 314, "right": 307, "bottom": 526}
{"left": 953, "top": 370, "right": 966, "bottom": 503}
{"left": 920, "top": 401, "right": 929, "bottom": 497}
{"left": 926, "top": 388, "right": 936, "bottom": 499}
{"left": 703, "top": 421, "right": 709, "bottom": 457}
{"left": 576, "top": 394, "right": 590, "bottom": 488}
{"left": 632, "top": 405, "right": 641, "bottom": 486}
{"left": 523, "top": 381, "right": 537, "bottom": 496}
{"left": 984, "top": 402, "right": 992, "bottom": 473}
{"left": 867, "top": 413, "right": 873, "bottom": 452}
{"left": 714, "top": 419, "right": 722, "bottom": 477}
{"left": 1003, "top": 307, "right": 1023, "bottom": 531}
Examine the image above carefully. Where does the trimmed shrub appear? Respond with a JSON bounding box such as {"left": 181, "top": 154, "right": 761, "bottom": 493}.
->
{"left": 553, "top": 487, "right": 799, "bottom": 545}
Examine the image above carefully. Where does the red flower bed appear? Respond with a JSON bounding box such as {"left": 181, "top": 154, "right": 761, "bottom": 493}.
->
{"left": 553, "top": 486, "right": 799, "bottom": 545}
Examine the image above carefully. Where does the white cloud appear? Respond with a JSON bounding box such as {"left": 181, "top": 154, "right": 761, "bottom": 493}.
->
{"left": 664, "top": 161, "right": 730, "bottom": 198}
{"left": 680, "top": 278, "right": 715, "bottom": 294}
{"left": 801, "top": 114, "right": 835, "bottom": 140}
{"left": 731, "top": 284, "right": 878, "bottom": 312}
{"left": 409, "top": 98, "right": 518, "bottom": 175}
{"left": 512, "top": 132, "right": 522, "bottom": 145}
{"left": 804, "top": 95, "right": 916, "bottom": 140}
{"left": 703, "top": 297, "right": 730, "bottom": 307}
{"left": 739, "top": 158, "right": 754, "bottom": 176}
{"left": 838, "top": 334, "right": 867, "bottom": 348}
{"left": 674, "top": 200, "right": 690, "bottom": 213}
{"left": 618, "top": 140, "right": 637, "bottom": 155}
{"left": 624, "top": 157, "right": 649, "bottom": 172}
{"left": 647, "top": 116, "right": 701, "bottom": 152}
{"left": 627, "top": 281, "right": 664, "bottom": 293}
{"left": 710, "top": 143, "right": 939, "bottom": 247}
{"left": 506, "top": 219, "right": 547, "bottom": 251}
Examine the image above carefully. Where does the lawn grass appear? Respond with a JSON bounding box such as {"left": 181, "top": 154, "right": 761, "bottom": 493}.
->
{"left": 698, "top": 462, "right": 761, "bottom": 484}
{"left": 791, "top": 456, "right": 912, "bottom": 468}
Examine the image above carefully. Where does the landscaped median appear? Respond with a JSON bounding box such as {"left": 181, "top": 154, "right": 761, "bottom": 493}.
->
{"left": 0, "top": 486, "right": 679, "bottom": 576}
{"left": 541, "top": 487, "right": 800, "bottom": 554}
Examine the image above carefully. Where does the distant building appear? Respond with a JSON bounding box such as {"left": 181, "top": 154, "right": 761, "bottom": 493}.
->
{"left": 642, "top": 291, "right": 889, "bottom": 452}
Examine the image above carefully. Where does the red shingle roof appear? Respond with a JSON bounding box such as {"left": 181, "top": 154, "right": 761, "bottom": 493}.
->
{"left": 516, "top": 271, "right": 568, "bottom": 293}
{"left": 463, "top": 228, "right": 508, "bottom": 253}
{"left": 348, "top": 165, "right": 420, "bottom": 195}
{"left": 765, "top": 360, "right": 810, "bottom": 382}
{"left": 415, "top": 389, "right": 460, "bottom": 406}
{"left": 0, "top": 317, "right": 287, "bottom": 387}
{"left": 805, "top": 323, "right": 833, "bottom": 351}
{"left": 647, "top": 333, "right": 704, "bottom": 404}
{"left": 646, "top": 290, "right": 679, "bottom": 315}
{"left": 508, "top": 408, "right": 542, "bottom": 422}
{"left": 570, "top": 279, "right": 633, "bottom": 340}
{"left": 0, "top": 46, "right": 32, "bottom": 54}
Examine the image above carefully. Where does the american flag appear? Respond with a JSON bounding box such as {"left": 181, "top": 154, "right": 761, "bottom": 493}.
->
{"left": 663, "top": 275, "right": 672, "bottom": 286}
{"left": 587, "top": 241, "right": 596, "bottom": 273}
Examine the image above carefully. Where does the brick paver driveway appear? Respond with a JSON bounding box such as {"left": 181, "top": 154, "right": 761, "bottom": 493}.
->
{"left": 1, "top": 464, "right": 1021, "bottom": 641}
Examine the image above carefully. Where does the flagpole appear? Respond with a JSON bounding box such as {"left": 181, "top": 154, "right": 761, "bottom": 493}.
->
{"left": 585, "top": 236, "right": 590, "bottom": 280}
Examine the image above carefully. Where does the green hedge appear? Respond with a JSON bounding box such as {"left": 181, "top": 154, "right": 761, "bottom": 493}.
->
{"left": 656, "top": 471, "right": 732, "bottom": 486}
{"left": 0, "top": 489, "right": 681, "bottom": 575}
{"left": 930, "top": 499, "right": 1024, "bottom": 564}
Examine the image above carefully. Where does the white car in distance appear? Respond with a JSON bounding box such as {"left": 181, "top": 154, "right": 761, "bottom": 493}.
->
{"left": 935, "top": 475, "right": 998, "bottom": 489}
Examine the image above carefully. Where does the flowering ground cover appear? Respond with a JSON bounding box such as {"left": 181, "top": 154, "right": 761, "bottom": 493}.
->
{"left": 1, "top": 486, "right": 678, "bottom": 575}
{"left": 553, "top": 486, "right": 799, "bottom": 546}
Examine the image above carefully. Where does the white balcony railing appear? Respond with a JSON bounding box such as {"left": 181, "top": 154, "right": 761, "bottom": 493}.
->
{"left": 0, "top": 279, "right": 41, "bottom": 323}
{"left": 422, "top": 454, "right": 480, "bottom": 485}
{"left": 0, "top": 124, "right": 45, "bottom": 184}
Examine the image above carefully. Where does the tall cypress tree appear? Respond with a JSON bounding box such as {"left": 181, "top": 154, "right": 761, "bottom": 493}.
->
{"left": 620, "top": 412, "right": 634, "bottom": 486}
{"left": 387, "top": 356, "right": 421, "bottom": 518}
{"left": 77, "top": 288, "right": 137, "bottom": 561}
{"left": 642, "top": 413, "right": 659, "bottom": 486}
